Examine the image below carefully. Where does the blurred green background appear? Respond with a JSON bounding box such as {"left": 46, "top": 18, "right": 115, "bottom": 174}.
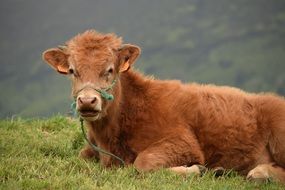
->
{"left": 0, "top": 0, "right": 284, "bottom": 118}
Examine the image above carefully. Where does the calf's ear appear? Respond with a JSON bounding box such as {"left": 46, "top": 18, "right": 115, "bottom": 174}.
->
{"left": 118, "top": 44, "right": 141, "bottom": 73}
{"left": 42, "top": 48, "right": 69, "bottom": 74}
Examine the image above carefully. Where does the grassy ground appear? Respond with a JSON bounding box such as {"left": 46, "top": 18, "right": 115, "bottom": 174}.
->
{"left": 0, "top": 116, "right": 283, "bottom": 190}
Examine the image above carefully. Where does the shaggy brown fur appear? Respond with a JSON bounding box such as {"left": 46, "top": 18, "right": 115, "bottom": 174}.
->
{"left": 43, "top": 30, "right": 285, "bottom": 184}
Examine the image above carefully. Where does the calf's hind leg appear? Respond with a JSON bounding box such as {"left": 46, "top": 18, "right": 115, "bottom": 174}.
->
{"left": 134, "top": 129, "right": 205, "bottom": 175}
{"left": 250, "top": 96, "right": 285, "bottom": 183}
{"left": 262, "top": 96, "right": 285, "bottom": 167}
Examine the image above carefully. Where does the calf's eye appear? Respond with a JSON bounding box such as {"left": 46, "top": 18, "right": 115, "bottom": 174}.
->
{"left": 69, "top": 68, "right": 74, "bottom": 74}
{"left": 108, "top": 68, "right": 114, "bottom": 74}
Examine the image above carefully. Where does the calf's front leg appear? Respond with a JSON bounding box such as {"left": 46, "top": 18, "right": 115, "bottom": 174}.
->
{"left": 79, "top": 126, "right": 100, "bottom": 160}
{"left": 79, "top": 144, "right": 99, "bottom": 160}
{"left": 134, "top": 129, "right": 205, "bottom": 175}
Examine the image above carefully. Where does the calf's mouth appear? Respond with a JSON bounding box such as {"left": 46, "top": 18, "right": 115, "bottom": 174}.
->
{"left": 78, "top": 108, "right": 101, "bottom": 118}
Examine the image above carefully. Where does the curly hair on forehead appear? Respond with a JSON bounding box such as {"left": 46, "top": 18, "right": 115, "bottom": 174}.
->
{"left": 67, "top": 30, "right": 123, "bottom": 53}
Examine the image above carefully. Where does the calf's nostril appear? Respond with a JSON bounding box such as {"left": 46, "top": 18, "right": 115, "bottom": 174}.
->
{"left": 91, "top": 97, "right": 97, "bottom": 104}
{"left": 78, "top": 97, "right": 83, "bottom": 104}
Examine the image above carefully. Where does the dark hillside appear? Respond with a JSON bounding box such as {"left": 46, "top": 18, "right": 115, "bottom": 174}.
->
{"left": 0, "top": 0, "right": 284, "bottom": 117}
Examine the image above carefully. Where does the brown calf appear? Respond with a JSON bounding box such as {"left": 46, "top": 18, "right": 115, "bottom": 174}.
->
{"left": 43, "top": 30, "right": 285, "bottom": 183}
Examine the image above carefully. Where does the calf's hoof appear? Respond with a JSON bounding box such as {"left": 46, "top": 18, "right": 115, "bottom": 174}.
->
{"left": 246, "top": 166, "right": 271, "bottom": 183}
{"left": 169, "top": 165, "right": 207, "bottom": 176}
{"left": 212, "top": 167, "right": 226, "bottom": 177}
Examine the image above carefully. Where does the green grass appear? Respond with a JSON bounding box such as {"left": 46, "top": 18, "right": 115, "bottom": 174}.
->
{"left": 0, "top": 116, "right": 283, "bottom": 190}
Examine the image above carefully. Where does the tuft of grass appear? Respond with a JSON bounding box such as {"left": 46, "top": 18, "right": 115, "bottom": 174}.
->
{"left": 0, "top": 116, "right": 284, "bottom": 189}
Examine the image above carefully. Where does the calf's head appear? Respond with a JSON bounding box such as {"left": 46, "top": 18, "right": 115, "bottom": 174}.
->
{"left": 42, "top": 30, "right": 140, "bottom": 121}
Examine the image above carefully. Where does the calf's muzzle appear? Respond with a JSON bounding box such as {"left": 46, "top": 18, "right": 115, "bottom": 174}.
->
{"left": 76, "top": 89, "right": 102, "bottom": 120}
